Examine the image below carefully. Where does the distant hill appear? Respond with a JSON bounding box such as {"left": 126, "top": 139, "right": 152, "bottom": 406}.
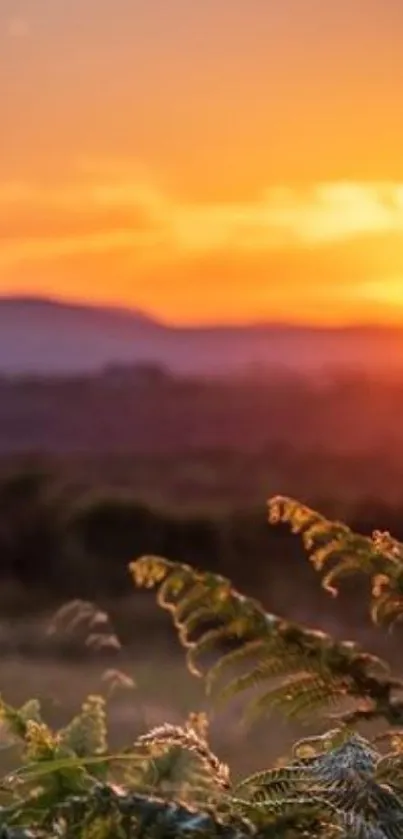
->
{"left": 1, "top": 295, "right": 403, "bottom": 375}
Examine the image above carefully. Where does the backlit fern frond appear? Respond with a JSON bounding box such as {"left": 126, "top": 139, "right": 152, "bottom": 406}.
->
{"left": 3, "top": 736, "right": 403, "bottom": 839}
{"left": 4, "top": 495, "right": 403, "bottom": 838}
{"left": 268, "top": 496, "right": 403, "bottom": 629}
{"left": 235, "top": 729, "right": 403, "bottom": 839}
{"left": 374, "top": 729, "right": 403, "bottom": 792}
{"left": 47, "top": 599, "right": 122, "bottom": 653}
{"left": 132, "top": 714, "right": 230, "bottom": 804}
{"left": 130, "top": 557, "right": 403, "bottom": 727}
{"left": 0, "top": 698, "right": 246, "bottom": 839}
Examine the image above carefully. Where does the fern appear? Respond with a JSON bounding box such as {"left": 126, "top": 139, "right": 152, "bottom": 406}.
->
{"left": 134, "top": 717, "right": 230, "bottom": 796}
{"left": 268, "top": 496, "right": 403, "bottom": 629}
{"left": 47, "top": 599, "right": 122, "bottom": 653}
{"left": 5, "top": 702, "right": 403, "bottom": 839}
{"left": 0, "top": 699, "right": 244, "bottom": 838}
{"left": 4, "top": 493, "right": 403, "bottom": 837}
{"left": 130, "top": 555, "right": 403, "bottom": 727}
{"left": 126, "top": 496, "right": 403, "bottom": 837}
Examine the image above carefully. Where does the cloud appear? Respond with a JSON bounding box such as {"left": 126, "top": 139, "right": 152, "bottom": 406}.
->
{"left": 5, "top": 227, "right": 403, "bottom": 326}
{"left": 1, "top": 173, "right": 403, "bottom": 267}
{"left": 130, "top": 231, "right": 403, "bottom": 322}
{"left": 167, "top": 182, "right": 403, "bottom": 252}
{"left": 1, "top": 167, "right": 403, "bottom": 324}
{"left": 0, "top": 227, "right": 165, "bottom": 267}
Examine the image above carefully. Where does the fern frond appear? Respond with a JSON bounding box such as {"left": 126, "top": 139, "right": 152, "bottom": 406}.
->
{"left": 234, "top": 763, "right": 312, "bottom": 800}
{"left": 205, "top": 638, "right": 266, "bottom": 696}
{"left": 235, "top": 731, "right": 403, "bottom": 839}
{"left": 135, "top": 720, "right": 230, "bottom": 794}
{"left": 186, "top": 624, "right": 256, "bottom": 679}
{"left": 2, "top": 705, "right": 403, "bottom": 839}
{"left": 47, "top": 599, "right": 121, "bottom": 652}
{"left": 376, "top": 755, "right": 403, "bottom": 790}
{"left": 130, "top": 557, "right": 403, "bottom": 727}
{"left": 232, "top": 792, "right": 339, "bottom": 837}
{"left": 268, "top": 496, "right": 403, "bottom": 630}
{"left": 216, "top": 649, "right": 306, "bottom": 707}
{"left": 375, "top": 732, "right": 403, "bottom": 791}
{"left": 244, "top": 672, "right": 347, "bottom": 726}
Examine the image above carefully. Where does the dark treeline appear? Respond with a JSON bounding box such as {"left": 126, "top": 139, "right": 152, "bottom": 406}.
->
{"left": 3, "top": 367, "right": 403, "bottom": 459}
{"left": 1, "top": 467, "right": 403, "bottom": 645}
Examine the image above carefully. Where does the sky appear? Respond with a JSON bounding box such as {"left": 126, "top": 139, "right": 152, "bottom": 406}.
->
{"left": 2, "top": 0, "right": 403, "bottom": 325}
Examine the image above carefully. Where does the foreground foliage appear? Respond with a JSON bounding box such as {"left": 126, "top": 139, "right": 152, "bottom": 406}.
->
{"left": 2, "top": 496, "right": 403, "bottom": 837}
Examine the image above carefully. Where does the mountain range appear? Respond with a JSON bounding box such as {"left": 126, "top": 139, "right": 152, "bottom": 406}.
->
{"left": 1, "top": 295, "right": 403, "bottom": 376}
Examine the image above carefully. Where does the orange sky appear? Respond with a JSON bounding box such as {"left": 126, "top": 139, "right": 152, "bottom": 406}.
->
{"left": 2, "top": 0, "right": 403, "bottom": 324}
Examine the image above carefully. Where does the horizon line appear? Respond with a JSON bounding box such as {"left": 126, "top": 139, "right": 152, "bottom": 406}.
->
{"left": 1, "top": 291, "right": 403, "bottom": 333}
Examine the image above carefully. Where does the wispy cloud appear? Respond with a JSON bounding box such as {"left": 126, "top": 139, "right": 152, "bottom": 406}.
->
{"left": 1, "top": 169, "right": 403, "bottom": 269}
{"left": 0, "top": 228, "right": 164, "bottom": 266}
{"left": 1, "top": 165, "right": 403, "bottom": 325}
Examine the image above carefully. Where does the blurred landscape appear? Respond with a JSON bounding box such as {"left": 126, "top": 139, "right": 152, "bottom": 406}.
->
{"left": 1, "top": 295, "right": 403, "bottom": 772}
{"left": 1, "top": 298, "right": 403, "bottom": 622}
{"left": 3, "top": 0, "right": 403, "bottom": 787}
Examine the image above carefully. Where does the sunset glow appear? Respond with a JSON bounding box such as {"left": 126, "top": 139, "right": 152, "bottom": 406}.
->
{"left": 2, "top": 0, "right": 403, "bottom": 325}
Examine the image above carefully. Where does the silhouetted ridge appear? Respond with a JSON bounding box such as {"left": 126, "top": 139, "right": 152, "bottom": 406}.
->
{"left": 1, "top": 295, "right": 403, "bottom": 375}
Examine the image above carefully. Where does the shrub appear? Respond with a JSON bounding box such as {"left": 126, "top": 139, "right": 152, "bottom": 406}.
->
{"left": 1, "top": 495, "right": 403, "bottom": 837}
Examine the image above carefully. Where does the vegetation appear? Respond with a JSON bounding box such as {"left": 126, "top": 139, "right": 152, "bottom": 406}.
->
{"left": 4, "top": 368, "right": 403, "bottom": 510}
{"left": 2, "top": 467, "right": 403, "bottom": 636}
{"left": 1, "top": 496, "right": 403, "bottom": 836}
